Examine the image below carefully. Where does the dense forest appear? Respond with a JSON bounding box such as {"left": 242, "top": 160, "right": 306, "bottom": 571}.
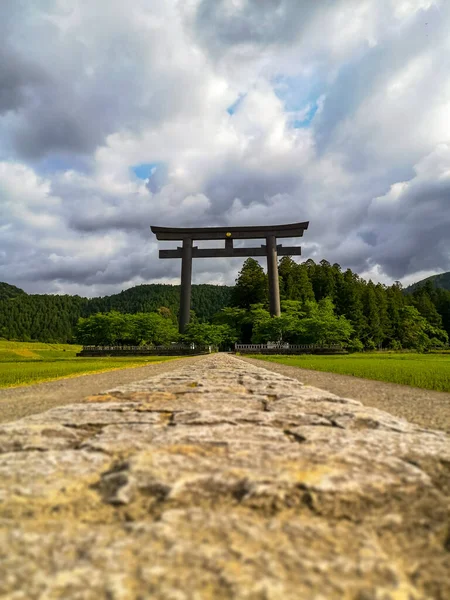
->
{"left": 272, "top": 258, "right": 450, "bottom": 351}
{"left": 1, "top": 261, "right": 449, "bottom": 351}
{"left": 0, "top": 283, "right": 232, "bottom": 343}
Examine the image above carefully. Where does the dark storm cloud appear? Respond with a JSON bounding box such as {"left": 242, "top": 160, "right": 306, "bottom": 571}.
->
{"left": 12, "top": 247, "right": 180, "bottom": 287}
{"left": 0, "top": 2, "right": 207, "bottom": 161}
{"left": 318, "top": 158, "right": 450, "bottom": 280}
{"left": 194, "top": 0, "right": 329, "bottom": 51}
{"left": 365, "top": 177, "right": 450, "bottom": 279}
{"left": 0, "top": 45, "right": 47, "bottom": 114}
{"left": 66, "top": 194, "right": 213, "bottom": 236}
{"left": 69, "top": 211, "right": 157, "bottom": 235}
{"left": 14, "top": 107, "right": 97, "bottom": 160}
{"left": 13, "top": 242, "right": 236, "bottom": 290}
{"left": 204, "top": 164, "right": 300, "bottom": 216}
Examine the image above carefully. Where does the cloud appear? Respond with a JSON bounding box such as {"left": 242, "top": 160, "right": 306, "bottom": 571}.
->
{"left": 193, "top": 0, "right": 322, "bottom": 50}
{"left": 0, "top": 0, "right": 217, "bottom": 161}
{"left": 364, "top": 144, "right": 450, "bottom": 277}
{"left": 0, "top": 0, "right": 449, "bottom": 296}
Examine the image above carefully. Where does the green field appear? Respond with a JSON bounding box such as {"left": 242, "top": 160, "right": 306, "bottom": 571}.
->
{"left": 250, "top": 353, "right": 450, "bottom": 393}
{"left": 0, "top": 341, "right": 178, "bottom": 388}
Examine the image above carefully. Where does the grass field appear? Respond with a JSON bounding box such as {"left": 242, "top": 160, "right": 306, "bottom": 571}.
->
{"left": 250, "top": 353, "right": 450, "bottom": 393}
{"left": 0, "top": 341, "right": 178, "bottom": 388}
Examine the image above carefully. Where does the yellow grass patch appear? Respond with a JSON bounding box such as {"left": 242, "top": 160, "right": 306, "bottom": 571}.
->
{"left": 13, "top": 349, "right": 40, "bottom": 359}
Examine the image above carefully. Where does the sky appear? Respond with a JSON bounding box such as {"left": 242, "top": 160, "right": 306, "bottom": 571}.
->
{"left": 0, "top": 0, "right": 449, "bottom": 297}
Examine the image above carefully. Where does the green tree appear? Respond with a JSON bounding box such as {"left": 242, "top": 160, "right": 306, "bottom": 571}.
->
{"left": 335, "top": 269, "right": 365, "bottom": 342}
{"left": 130, "top": 313, "right": 178, "bottom": 346}
{"left": 279, "top": 257, "right": 315, "bottom": 303}
{"left": 158, "top": 306, "right": 177, "bottom": 324}
{"left": 385, "top": 282, "right": 405, "bottom": 347}
{"left": 0, "top": 282, "right": 27, "bottom": 300}
{"left": 278, "top": 256, "right": 296, "bottom": 299}
{"left": 0, "top": 282, "right": 232, "bottom": 343}
{"left": 374, "top": 283, "right": 391, "bottom": 347}
{"left": 231, "top": 258, "right": 268, "bottom": 309}
{"left": 250, "top": 298, "right": 352, "bottom": 347}
{"left": 423, "top": 322, "right": 449, "bottom": 348}
{"left": 410, "top": 282, "right": 444, "bottom": 329}
{"left": 213, "top": 306, "right": 251, "bottom": 343}
{"left": 251, "top": 303, "right": 301, "bottom": 344}
{"left": 297, "top": 298, "right": 353, "bottom": 346}
{"left": 434, "top": 288, "right": 450, "bottom": 339}
{"left": 76, "top": 311, "right": 178, "bottom": 346}
{"left": 310, "top": 260, "right": 336, "bottom": 302}
{"left": 362, "top": 282, "right": 382, "bottom": 349}
{"left": 397, "top": 306, "right": 432, "bottom": 351}
{"left": 76, "top": 312, "right": 131, "bottom": 345}
{"left": 182, "top": 323, "right": 236, "bottom": 348}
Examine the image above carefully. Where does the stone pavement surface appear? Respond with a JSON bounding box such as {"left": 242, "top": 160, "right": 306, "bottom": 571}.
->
{"left": 238, "top": 356, "right": 450, "bottom": 433}
{"left": 0, "top": 354, "right": 449, "bottom": 599}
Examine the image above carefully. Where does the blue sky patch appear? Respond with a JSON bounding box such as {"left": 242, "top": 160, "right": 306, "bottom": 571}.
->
{"left": 131, "top": 162, "right": 168, "bottom": 193}
{"left": 273, "top": 73, "right": 323, "bottom": 110}
{"left": 226, "top": 94, "right": 247, "bottom": 115}
{"left": 292, "top": 103, "right": 320, "bottom": 128}
{"left": 273, "top": 73, "right": 324, "bottom": 128}
{"left": 131, "top": 162, "right": 162, "bottom": 180}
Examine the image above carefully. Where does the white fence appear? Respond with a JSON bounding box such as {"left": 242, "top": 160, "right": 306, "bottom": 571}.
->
{"left": 235, "top": 343, "right": 343, "bottom": 351}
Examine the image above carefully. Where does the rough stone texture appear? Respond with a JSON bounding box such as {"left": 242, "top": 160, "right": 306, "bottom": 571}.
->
{"left": 0, "top": 354, "right": 449, "bottom": 599}
{"left": 238, "top": 356, "right": 450, "bottom": 433}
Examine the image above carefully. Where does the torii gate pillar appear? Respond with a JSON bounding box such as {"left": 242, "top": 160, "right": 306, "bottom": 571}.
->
{"left": 151, "top": 222, "right": 309, "bottom": 333}
{"left": 266, "top": 235, "right": 281, "bottom": 317}
{"left": 180, "top": 238, "right": 193, "bottom": 334}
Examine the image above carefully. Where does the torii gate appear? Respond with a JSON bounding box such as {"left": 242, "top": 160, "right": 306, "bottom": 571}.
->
{"left": 150, "top": 222, "right": 309, "bottom": 333}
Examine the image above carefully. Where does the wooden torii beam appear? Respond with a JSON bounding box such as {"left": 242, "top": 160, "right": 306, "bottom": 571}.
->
{"left": 151, "top": 222, "right": 309, "bottom": 333}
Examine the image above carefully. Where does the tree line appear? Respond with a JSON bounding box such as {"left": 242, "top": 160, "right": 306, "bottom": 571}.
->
{"left": 1, "top": 260, "right": 449, "bottom": 351}
{"left": 75, "top": 258, "right": 450, "bottom": 351}
{"left": 0, "top": 284, "right": 231, "bottom": 343}
{"left": 220, "top": 257, "right": 449, "bottom": 351}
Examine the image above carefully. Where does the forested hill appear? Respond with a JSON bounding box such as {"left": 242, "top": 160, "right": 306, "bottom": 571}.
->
{"left": 88, "top": 284, "right": 232, "bottom": 318}
{"left": 0, "top": 283, "right": 232, "bottom": 343}
{"left": 404, "top": 271, "right": 450, "bottom": 293}
{"left": 0, "top": 282, "right": 27, "bottom": 301}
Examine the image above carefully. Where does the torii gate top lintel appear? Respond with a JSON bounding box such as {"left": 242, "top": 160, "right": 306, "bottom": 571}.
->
{"left": 151, "top": 221, "right": 308, "bottom": 241}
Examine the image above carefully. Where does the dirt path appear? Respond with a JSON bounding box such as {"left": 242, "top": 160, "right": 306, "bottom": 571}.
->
{"left": 237, "top": 356, "right": 450, "bottom": 433}
{"left": 0, "top": 356, "right": 205, "bottom": 423}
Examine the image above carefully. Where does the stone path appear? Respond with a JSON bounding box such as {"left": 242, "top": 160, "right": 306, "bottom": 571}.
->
{"left": 0, "top": 354, "right": 449, "bottom": 599}
{"left": 239, "top": 356, "right": 450, "bottom": 433}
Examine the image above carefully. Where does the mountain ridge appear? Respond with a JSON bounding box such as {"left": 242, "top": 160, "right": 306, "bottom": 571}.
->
{"left": 404, "top": 271, "right": 450, "bottom": 293}
{"left": 0, "top": 282, "right": 28, "bottom": 301}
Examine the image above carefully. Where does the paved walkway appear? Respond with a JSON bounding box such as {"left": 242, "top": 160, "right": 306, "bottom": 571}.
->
{"left": 238, "top": 356, "right": 450, "bottom": 433}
